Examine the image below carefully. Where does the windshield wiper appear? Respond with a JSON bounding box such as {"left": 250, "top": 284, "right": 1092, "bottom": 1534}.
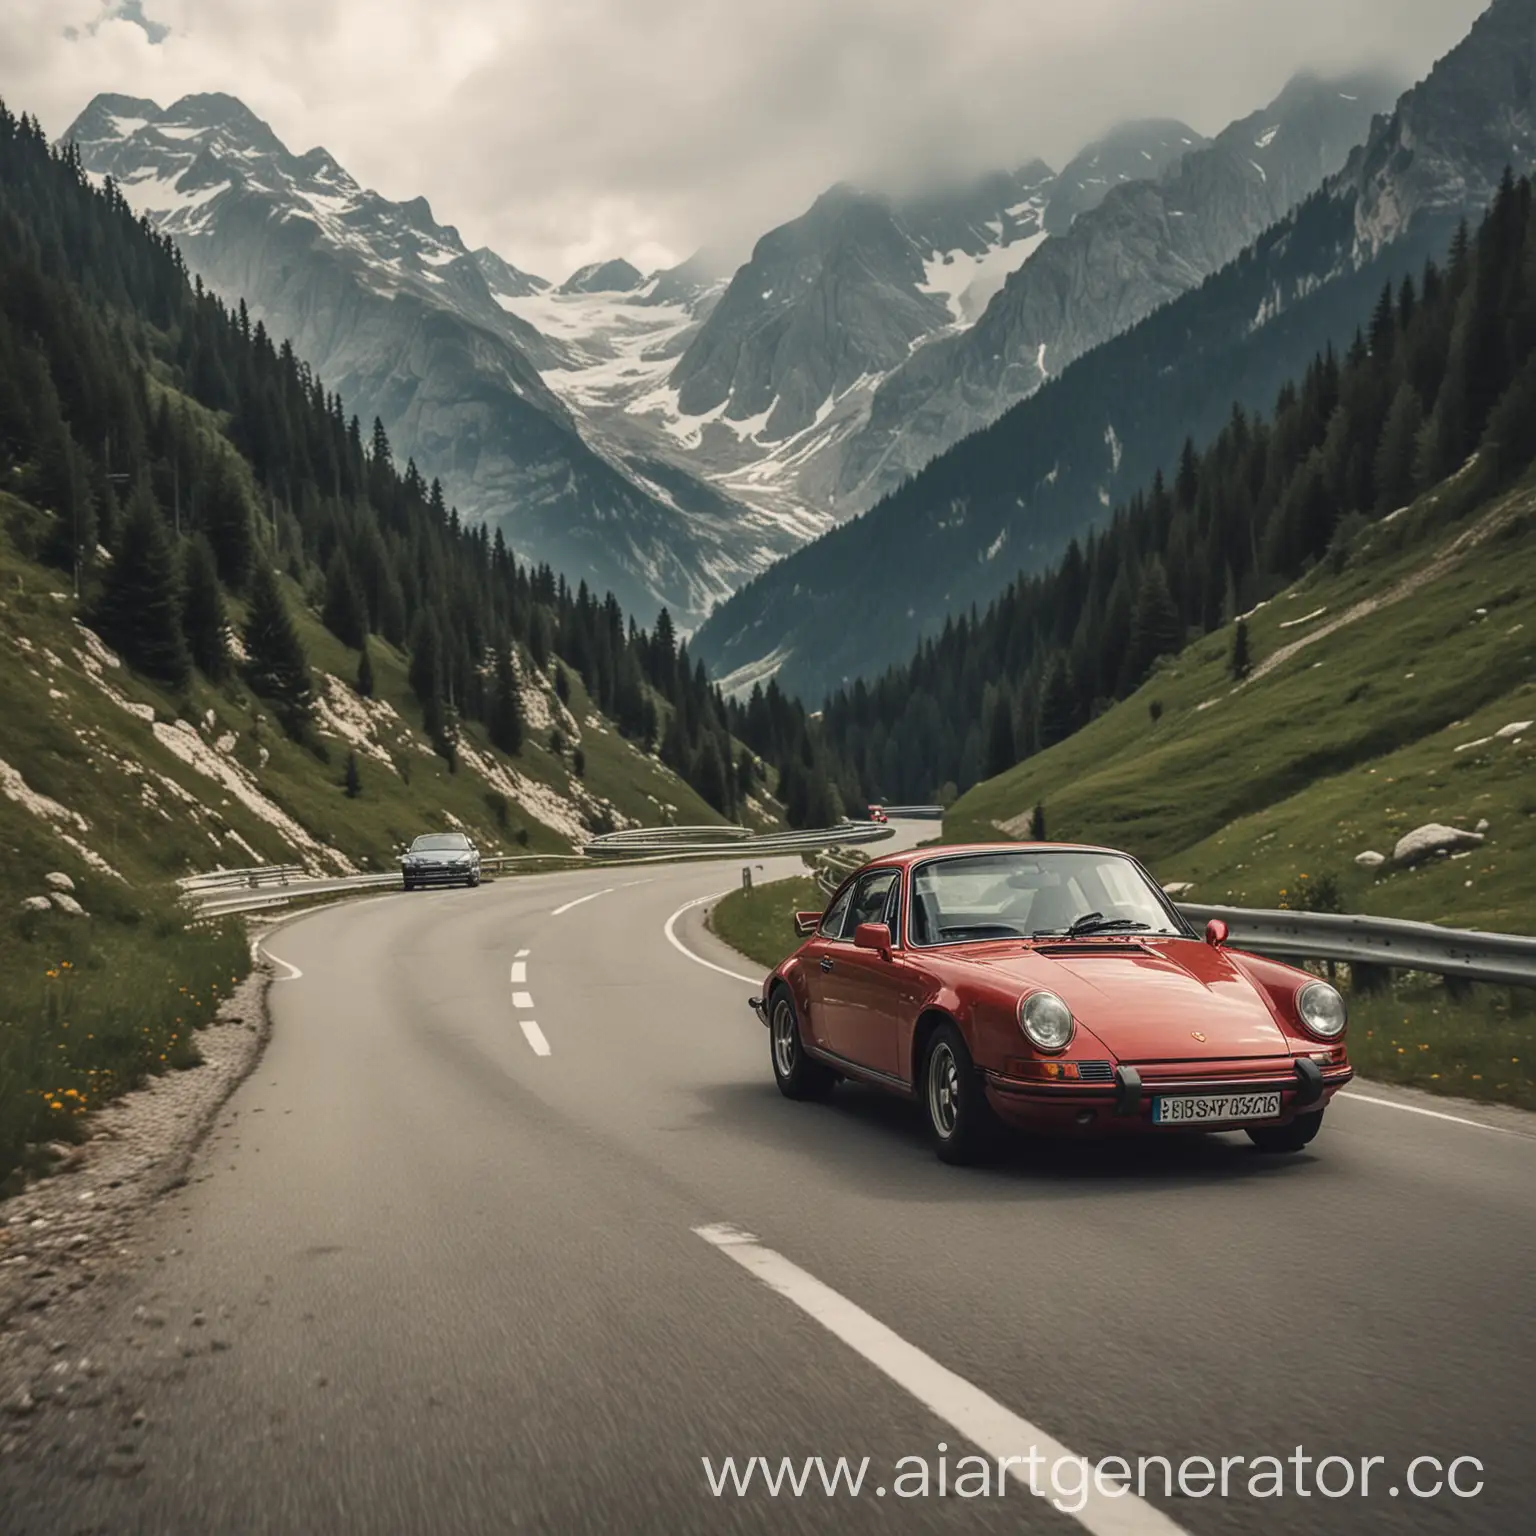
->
{"left": 1065, "top": 915, "right": 1153, "bottom": 937}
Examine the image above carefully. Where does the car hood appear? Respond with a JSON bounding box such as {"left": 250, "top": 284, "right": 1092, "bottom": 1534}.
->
{"left": 955, "top": 940, "right": 1290, "bottom": 1061}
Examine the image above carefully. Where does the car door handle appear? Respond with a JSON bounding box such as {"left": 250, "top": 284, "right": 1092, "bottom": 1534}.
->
{"left": 819, "top": 956, "right": 835, "bottom": 972}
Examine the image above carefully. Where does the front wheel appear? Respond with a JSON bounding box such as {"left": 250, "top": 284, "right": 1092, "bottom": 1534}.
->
{"left": 769, "top": 991, "right": 837, "bottom": 1102}
{"left": 923, "top": 1023, "right": 997, "bottom": 1165}
{"left": 468, "top": 872, "right": 481, "bottom": 888}
{"left": 1247, "top": 1110, "right": 1324, "bottom": 1153}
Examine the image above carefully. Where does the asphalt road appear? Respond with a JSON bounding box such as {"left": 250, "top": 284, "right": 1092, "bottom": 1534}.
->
{"left": 6, "top": 826, "right": 1535, "bottom": 1534}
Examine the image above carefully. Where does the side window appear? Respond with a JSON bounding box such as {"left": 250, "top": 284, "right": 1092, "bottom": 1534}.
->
{"left": 818, "top": 882, "right": 854, "bottom": 939}
{"left": 842, "top": 870, "right": 899, "bottom": 940}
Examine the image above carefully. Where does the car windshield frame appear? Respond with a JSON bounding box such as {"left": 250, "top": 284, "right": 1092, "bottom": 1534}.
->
{"left": 905, "top": 849, "right": 1194, "bottom": 949}
{"left": 410, "top": 834, "right": 471, "bottom": 853}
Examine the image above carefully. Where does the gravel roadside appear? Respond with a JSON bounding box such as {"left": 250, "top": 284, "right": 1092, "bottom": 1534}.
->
{"left": 0, "top": 961, "right": 271, "bottom": 1449}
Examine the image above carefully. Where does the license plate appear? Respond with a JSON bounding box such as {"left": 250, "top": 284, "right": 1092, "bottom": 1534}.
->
{"left": 1152, "top": 1092, "right": 1282, "bottom": 1125}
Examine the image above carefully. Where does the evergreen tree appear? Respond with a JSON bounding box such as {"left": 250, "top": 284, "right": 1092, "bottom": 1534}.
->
{"left": 1374, "top": 383, "right": 1424, "bottom": 513}
{"left": 94, "top": 481, "right": 189, "bottom": 689}
{"left": 243, "top": 561, "right": 312, "bottom": 730}
{"left": 322, "top": 547, "right": 368, "bottom": 648}
{"left": 180, "top": 532, "right": 229, "bottom": 681}
{"left": 985, "top": 692, "right": 1016, "bottom": 779}
{"left": 1230, "top": 617, "right": 1252, "bottom": 680}
{"left": 488, "top": 648, "right": 524, "bottom": 755}
{"left": 1036, "top": 654, "right": 1077, "bottom": 749}
{"left": 202, "top": 455, "right": 255, "bottom": 590}
{"left": 356, "top": 639, "right": 375, "bottom": 698}
{"left": 1127, "top": 558, "right": 1183, "bottom": 682}
{"left": 572, "top": 745, "right": 586, "bottom": 779}
{"left": 344, "top": 750, "right": 361, "bottom": 799}
{"left": 1029, "top": 803, "right": 1047, "bottom": 841}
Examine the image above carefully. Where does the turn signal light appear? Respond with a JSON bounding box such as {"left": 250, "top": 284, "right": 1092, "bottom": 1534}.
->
{"left": 1005, "top": 1058, "right": 1083, "bottom": 1080}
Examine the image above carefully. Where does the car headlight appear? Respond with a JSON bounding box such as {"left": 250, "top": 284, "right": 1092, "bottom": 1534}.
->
{"left": 1018, "top": 990, "right": 1074, "bottom": 1052}
{"left": 1297, "top": 980, "right": 1347, "bottom": 1039}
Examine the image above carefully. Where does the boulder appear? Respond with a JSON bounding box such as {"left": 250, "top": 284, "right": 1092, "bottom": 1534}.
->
{"left": 44, "top": 871, "right": 75, "bottom": 892}
{"left": 50, "top": 893, "right": 87, "bottom": 916}
{"left": 20, "top": 895, "right": 52, "bottom": 912}
{"left": 1354, "top": 851, "right": 1386, "bottom": 868}
{"left": 1496, "top": 720, "right": 1531, "bottom": 739}
{"left": 1392, "top": 824, "right": 1485, "bottom": 867}
{"left": 1161, "top": 881, "right": 1193, "bottom": 897}
{"left": 1476, "top": 818, "right": 1491, "bottom": 834}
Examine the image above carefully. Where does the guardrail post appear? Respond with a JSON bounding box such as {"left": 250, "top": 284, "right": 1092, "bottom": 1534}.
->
{"left": 741, "top": 866, "right": 752, "bottom": 892}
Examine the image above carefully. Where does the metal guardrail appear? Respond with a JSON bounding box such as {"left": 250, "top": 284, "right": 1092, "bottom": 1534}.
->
{"left": 874, "top": 805, "right": 944, "bottom": 820}
{"left": 1179, "top": 904, "right": 1536, "bottom": 988}
{"left": 178, "top": 864, "right": 306, "bottom": 892}
{"left": 584, "top": 822, "right": 894, "bottom": 858}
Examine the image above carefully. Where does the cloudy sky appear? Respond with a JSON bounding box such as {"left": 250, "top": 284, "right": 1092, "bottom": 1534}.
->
{"left": 0, "top": 0, "right": 1490, "bottom": 282}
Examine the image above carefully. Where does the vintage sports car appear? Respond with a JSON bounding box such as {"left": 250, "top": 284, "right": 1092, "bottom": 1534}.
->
{"left": 400, "top": 832, "right": 482, "bottom": 890}
{"left": 749, "top": 845, "right": 1351, "bottom": 1163}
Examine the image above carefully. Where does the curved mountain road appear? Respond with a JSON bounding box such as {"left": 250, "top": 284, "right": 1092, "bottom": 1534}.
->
{"left": 5, "top": 831, "right": 1534, "bottom": 1534}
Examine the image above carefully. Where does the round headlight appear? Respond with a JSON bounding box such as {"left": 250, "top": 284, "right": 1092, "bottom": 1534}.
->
{"left": 1297, "top": 981, "right": 1347, "bottom": 1039}
{"left": 1019, "top": 990, "right": 1074, "bottom": 1052}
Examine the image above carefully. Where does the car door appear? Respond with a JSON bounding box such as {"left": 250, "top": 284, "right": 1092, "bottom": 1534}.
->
{"left": 818, "top": 868, "right": 905, "bottom": 1074}
{"left": 799, "top": 879, "right": 854, "bottom": 1052}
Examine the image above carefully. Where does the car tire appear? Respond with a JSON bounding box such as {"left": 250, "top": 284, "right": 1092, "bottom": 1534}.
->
{"left": 402, "top": 878, "right": 414, "bottom": 892}
{"left": 769, "top": 990, "right": 837, "bottom": 1102}
{"left": 1247, "top": 1110, "right": 1324, "bottom": 1153}
{"left": 922, "top": 1023, "right": 996, "bottom": 1165}
{"left": 469, "top": 872, "right": 481, "bottom": 888}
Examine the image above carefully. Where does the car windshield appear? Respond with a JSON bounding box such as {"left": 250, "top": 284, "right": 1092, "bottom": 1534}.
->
{"left": 411, "top": 834, "right": 470, "bottom": 852}
{"left": 910, "top": 850, "right": 1183, "bottom": 946}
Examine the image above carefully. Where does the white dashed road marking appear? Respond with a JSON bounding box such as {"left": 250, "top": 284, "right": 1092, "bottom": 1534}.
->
{"left": 520, "top": 1021, "right": 551, "bottom": 1057}
{"left": 512, "top": 991, "right": 535, "bottom": 1011}
{"left": 552, "top": 887, "right": 614, "bottom": 916}
{"left": 695, "top": 1224, "right": 1186, "bottom": 1536}
{"left": 510, "top": 961, "right": 527, "bottom": 984}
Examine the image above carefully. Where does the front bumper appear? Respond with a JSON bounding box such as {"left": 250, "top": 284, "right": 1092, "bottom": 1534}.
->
{"left": 749, "top": 995, "right": 768, "bottom": 1025}
{"left": 401, "top": 864, "right": 477, "bottom": 886}
{"left": 983, "top": 1058, "right": 1353, "bottom": 1134}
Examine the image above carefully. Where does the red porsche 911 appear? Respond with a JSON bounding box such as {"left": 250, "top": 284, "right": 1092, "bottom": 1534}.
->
{"left": 749, "top": 845, "right": 1352, "bottom": 1163}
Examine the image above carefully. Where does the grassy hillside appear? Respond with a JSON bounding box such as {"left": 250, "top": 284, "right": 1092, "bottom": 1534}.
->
{"left": 947, "top": 474, "right": 1536, "bottom": 933}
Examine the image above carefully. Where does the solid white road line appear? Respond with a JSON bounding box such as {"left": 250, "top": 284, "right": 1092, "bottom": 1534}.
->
{"left": 552, "top": 887, "right": 615, "bottom": 916}
{"left": 261, "top": 949, "right": 304, "bottom": 981}
{"left": 663, "top": 893, "right": 760, "bottom": 985}
{"left": 510, "top": 960, "right": 527, "bottom": 985}
{"left": 520, "top": 1020, "right": 551, "bottom": 1057}
{"left": 695, "top": 1224, "right": 1185, "bottom": 1536}
{"left": 1338, "top": 1090, "right": 1521, "bottom": 1135}
{"left": 512, "top": 991, "right": 535, "bottom": 1011}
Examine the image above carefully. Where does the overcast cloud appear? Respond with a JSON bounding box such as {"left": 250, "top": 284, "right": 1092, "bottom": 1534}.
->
{"left": 0, "top": 0, "right": 1491, "bottom": 282}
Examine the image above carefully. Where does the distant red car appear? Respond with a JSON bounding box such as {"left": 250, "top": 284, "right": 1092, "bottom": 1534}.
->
{"left": 868, "top": 805, "right": 889, "bottom": 823}
{"left": 750, "top": 844, "right": 1351, "bottom": 1163}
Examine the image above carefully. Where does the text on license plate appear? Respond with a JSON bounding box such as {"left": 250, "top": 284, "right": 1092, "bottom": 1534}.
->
{"left": 1152, "top": 1092, "right": 1282, "bottom": 1124}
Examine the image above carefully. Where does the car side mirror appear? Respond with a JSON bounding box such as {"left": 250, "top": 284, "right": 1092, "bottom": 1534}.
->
{"left": 1205, "top": 918, "right": 1229, "bottom": 948}
{"left": 854, "top": 922, "right": 893, "bottom": 961}
{"left": 794, "top": 911, "right": 822, "bottom": 937}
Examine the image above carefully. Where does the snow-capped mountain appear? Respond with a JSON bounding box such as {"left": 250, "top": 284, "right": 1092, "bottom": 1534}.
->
{"left": 691, "top": 1, "right": 1536, "bottom": 705}
{"left": 62, "top": 92, "right": 791, "bottom": 631}
{"left": 1042, "top": 118, "right": 1207, "bottom": 236}
{"left": 834, "top": 71, "right": 1396, "bottom": 509}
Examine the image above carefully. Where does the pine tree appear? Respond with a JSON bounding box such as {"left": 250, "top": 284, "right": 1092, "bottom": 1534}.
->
{"left": 243, "top": 561, "right": 312, "bottom": 730}
{"left": 1230, "top": 617, "right": 1252, "bottom": 680}
{"left": 488, "top": 648, "right": 524, "bottom": 755}
{"left": 1036, "top": 653, "right": 1078, "bottom": 749}
{"left": 1029, "top": 803, "right": 1047, "bottom": 841}
{"left": 181, "top": 532, "right": 230, "bottom": 681}
{"left": 572, "top": 746, "right": 586, "bottom": 779}
{"left": 94, "top": 482, "right": 189, "bottom": 689}
{"left": 202, "top": 455, "right": 255, "bottom": 591}
{"left": 344, "top": 751, "right": 361, "bottom": 799}
{"left": 985, "top": 692, "right": 1016, "bottom": 778}
{"left": 356, "top": 639, "right": 375, "bottom": 698}
{"left": 322, "top": 547, "right": 368, "bottom": 648}
{"left": 1127, "top": 558, "right": 1183, "bottom": 682}
{"left": 1374, "top": 383, "right": 1423, "bottom": 513}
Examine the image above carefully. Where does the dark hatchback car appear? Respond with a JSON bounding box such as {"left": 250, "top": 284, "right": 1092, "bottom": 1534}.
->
{"left": 400, "top": 832, "right": 482, "bottom": 890}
